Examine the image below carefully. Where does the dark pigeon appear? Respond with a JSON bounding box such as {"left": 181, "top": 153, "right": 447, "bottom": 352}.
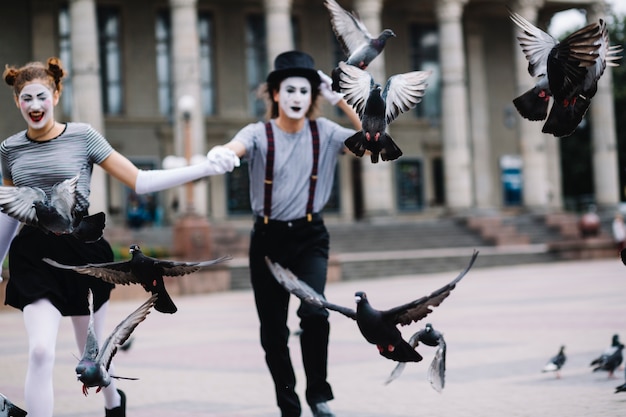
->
{"left": 0, "top": 174, "right": 105, "bottom": 243}
{"left": 76, "top": 289, "right": 156, "bottom": 396}
{"left": 590, "top": 334, "right": 624, "bottom": 378}
{"left": 0, "top": 393, "right": 27, "bottom": 417}
{"left": 615, "top": 367, "right": 626, "bottom": 393}
{"left": 337, "top": 61, "right": 431, "bottom": 163}
{"left": 43, "top": 244, "right": 231, "bottom": 314}
{"left": 510, "top": 10, "right": 622, "bottom": 137}
{"left": 385, "top": 323, "right": 447, "bottom": 392}
{"left": 324, "top": 0, "right": 396, "bottom": 91}
{"left": 542, "top": 345, "right": 566, "bottom": 379}
{"left": 266, "top": 250, "right": 478, "bottom": 364}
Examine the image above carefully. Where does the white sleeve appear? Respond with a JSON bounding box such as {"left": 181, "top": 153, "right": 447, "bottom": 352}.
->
{"left": 135, "top": 146, "right": 240, "bottom": 194}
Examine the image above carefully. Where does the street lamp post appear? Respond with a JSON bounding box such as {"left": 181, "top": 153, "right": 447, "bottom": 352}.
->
{"left": 169, "top": 95, "right": 213, "bottom": 261}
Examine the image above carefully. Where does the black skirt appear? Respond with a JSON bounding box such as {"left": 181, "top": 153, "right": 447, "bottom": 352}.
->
{"left": 5, "top": 225, "right": 115, "bottom": 316}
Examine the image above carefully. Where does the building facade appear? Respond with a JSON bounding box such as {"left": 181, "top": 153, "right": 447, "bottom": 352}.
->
{"left": 0, "top": 0, "right": 620, "bottom": 226}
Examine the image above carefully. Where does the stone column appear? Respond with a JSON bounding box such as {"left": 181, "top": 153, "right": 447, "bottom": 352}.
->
{"left": 466, "top": 25, "right": 494, "bottom": 209}
{"left": 170, "top": 0, "right": 208, "bottom": 216}
{"left": 69, "top": 0, "right": 107, "bottom": 215}
{"left": 264, "top": 0, "right": 294, "bottom": 64}
{"left": 587, "top": 1, "right": 620, "bottom": 207}
{"left": 436, "top": 0, "right": 473, "bottom": 210}
{"left": 31, "top": 0, "right": 57, "bottom": 62}
{"left": 353, "top": 0, "right": 395, "bottom": 217}
{"left": 510, "top": 0, "right": 552, "bottom": 210}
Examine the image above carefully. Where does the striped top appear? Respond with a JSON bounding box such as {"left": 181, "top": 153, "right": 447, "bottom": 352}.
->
{"left": 233, "top": 117, "right": 354, "bottom": 221}
{"left": 0, "top": 122, "right": 114, "bottom": 213}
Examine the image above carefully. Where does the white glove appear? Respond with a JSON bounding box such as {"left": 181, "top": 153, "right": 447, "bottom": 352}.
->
{"left": 135, "top": 147, "right": 240, "bottom": 194}
{"left": 207, "top": 146, "right": 240, "bottom": 172}
{"left": 0, "top": 212, "right": 19, "bottom": 282}
{"left": 317, "top": 70, "right": 343, "bottom": 106}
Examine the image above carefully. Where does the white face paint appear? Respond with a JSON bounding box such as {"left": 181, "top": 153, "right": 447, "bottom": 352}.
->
{"left": 277, "top": 77, "right": 312, "bottom": 120}
{"left": 18, "top": 83, "right": 56, "bottom": 130}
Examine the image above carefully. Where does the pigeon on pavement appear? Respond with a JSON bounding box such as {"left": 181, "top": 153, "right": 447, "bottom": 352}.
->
{"left": 385, "top": 323, "right": 447, "bottom": 392}
{"left": 43, "top": 244, "right": 231, "bottom": 314}
{"left": 0, "top": 393, "right": 27, "bottom": 417}
{"left": 337, "top": 61, "right": 431, "bottom": 163}
{"left": 590, "top": 334, "right": 624, "bottom": 378}
{"left": 542, "top": 345, "right": 566, "bottom": 379}
{"left": 324, "top": 0, "right": 396, "bottom": 91}
{"left": 0, "top": 174, "right": 105, "bottom": 243}
{"left": 266, "top": 250, "right": 478, "bottom": 363}
{"left": 510, "top": 10, "right": 622, "bottom": 137}
{"left": 76, "top": 289, "right": 156, "bottom": 396}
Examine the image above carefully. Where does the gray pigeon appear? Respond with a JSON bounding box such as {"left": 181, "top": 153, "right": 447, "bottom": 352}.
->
{"left": 337, "top": 61, "right": 430, "bottom": 163}
{"left": 324, "top": 0, "right": 396, "bottom": 91}
{"left": 76, "top": 289, "right": 156, "bottom": 395}
{"left": 0, "top": 174, "right": 105, "bottom": 242}
{"left": 43, "top": 245, "right": 231, "bottom": 314}
{"left": 590, "top": 334, "right": 624, "bottom": 378}
{"left": 510, "top": 10, "right": 622, "bottom": 137}
{"left": 385, "top": 323, "right": 447, "bottom": 392}
{"left": 266, "top": 250, "right": 478, "bottom": 364}
{"left": 0, "top": 393, "right": 27, "bottom": 417}
{"left": 542, "top": 345, "right": 566, "bottom": 379}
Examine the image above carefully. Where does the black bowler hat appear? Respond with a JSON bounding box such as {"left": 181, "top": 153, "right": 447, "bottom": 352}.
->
{"left": 266, "top": 50, "right": 321, "bottom": 87}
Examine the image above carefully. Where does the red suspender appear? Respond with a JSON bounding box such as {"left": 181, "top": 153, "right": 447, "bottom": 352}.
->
{"left": 263, "top": 120, "right": 320, "bottom": 223}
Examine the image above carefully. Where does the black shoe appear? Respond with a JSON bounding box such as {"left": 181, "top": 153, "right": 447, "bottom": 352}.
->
{"left": 311, "top": 402, "right": 335, "bottom": 417}
{"left": 105, "top": 389, "right": 126, "bottom": 417}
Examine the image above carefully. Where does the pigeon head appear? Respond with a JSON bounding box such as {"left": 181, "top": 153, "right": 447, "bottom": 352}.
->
{"left": 377, "top": 29, "right": 396, "bottom": 43}
{"left": 424, "top": 323, "right": 433, "bottom": 332}
{"left": 354, "top": 291, "right": 367, "bottom": 304}
{"left": 129, "top": 244, "right": 141, "bottom": 254}
{"left": 612, "top": 334, "right": 621, "bottom": 346}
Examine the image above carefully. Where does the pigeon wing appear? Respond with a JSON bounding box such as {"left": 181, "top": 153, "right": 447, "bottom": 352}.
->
{"left": 382, "top": 250, "right": 479, "bottom": 326}
{"left": 265, "top": 257, "right": 357, "bottom": 320}
{"left": 324, "top": 0, "right": 372, "bottom": 58}
{"left": 41, "top": 257, "right": 138, "bottom": 284}
{"left": 81, "top": 289, "right": 100, "bottom": 363}
{"left": 97, "top": 293, "right": 157, "bottom": 371}
{"left": 0, "top": 393, "right": 27, "bottom": 417}
{"left": 337, "top": 61, "right": 374, "bottom": 117}
{"left": 49, "top": 174, "right": 79, "bottom": 220}
{"left": 157, "top": 255, "right": 232, "bottom": 277}
{"left": 585, "top": 19, "right": 623, "bottom": 90}
{"left": 383, "top": 70, "right": 431, "bottom": 125}
{"left": 427, "top": 337, "right": 447, "bottom": 392}
{"left": 0, "top": 185, "right": 45, "bottom": 225}
{"left": 509, "top": 10, "right": 557, "bottom": 78}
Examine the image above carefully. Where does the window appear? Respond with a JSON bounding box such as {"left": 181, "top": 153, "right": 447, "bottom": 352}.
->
{"left": 198, "top": 12, "right": 216, "bottom": 116}
{"left": 155, "top": 10, "right": 173, "bottom": 117}
{"left": 396, "top": 159, "right": 424, "bottom": 211}
{"left": 58, "top": 5, "right": 73, "bottom": 117}
{"left": 97, "top": 7, "right": 123, "bottom": 115}
{"left": 409, "top": 24, "right": 440, "bottom": 121}
{"left": 245, "top": 14, "right": 268, "bottom": 118}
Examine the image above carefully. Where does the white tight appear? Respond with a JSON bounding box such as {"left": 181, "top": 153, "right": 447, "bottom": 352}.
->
{"left": 23, "top": 298, "right": 121, "bottom": 417}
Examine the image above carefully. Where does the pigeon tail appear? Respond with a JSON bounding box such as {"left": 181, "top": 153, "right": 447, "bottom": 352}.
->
{"left": 379, "top": 340, "right": 423, "bottom": 363}
{"left": 542, "top": 95, "right": 591, "bottom": 137}
{"left": 154, "top": 288, "right": 178, "bottom": 314}
{"left": 72, "top": 211, "right": 106, "bottom": 243}
{"left": 344, "top": 131, "right": 368, "bottom": 158}
{"left": 512, "top": 87, "right": 550, "bottom": 121}
{"left": 378, "top": 133, "right": 403, "bottom": 162}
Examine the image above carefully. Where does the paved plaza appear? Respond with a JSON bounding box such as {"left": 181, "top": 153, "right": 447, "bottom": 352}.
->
{"left": 1, "top": 255, "right": 625, "bottom": 417}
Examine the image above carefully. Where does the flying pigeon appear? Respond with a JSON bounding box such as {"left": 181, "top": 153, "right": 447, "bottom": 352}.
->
{"left": 266, "top": 250, "right": 478, "bottom": 363}
{"left": 385, "top": 323, "right": 447, "bottom": 392}
{"left": 337, "top": 61, "right": 431, "bottom": 163}
{"left": 0, "top": 174, "right": 105, "bottom": 243}
{"left": 510, "top": 10, "right": 622, "bottom": 137}
{"left": 324, "top": 0, "right": 396, "bottom": 91}
{"left": 76, "top": 289, "right": 156, "bottom": 396}
{"left": 0, "top": 393, "right": 27, "bottom": 417}
{"left": 590, "top": 334, "right": 624, "bottom": 378}
{"left": 43, "top": 245, "right": 231, "bottom": 314}
{"left": 542, "top": 345, "right": 566, "bottom": 379}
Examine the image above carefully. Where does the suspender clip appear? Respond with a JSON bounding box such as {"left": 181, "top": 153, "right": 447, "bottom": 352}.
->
{"left": 307, "top": 213, "right": 312, "bottom": 222}
{"left": 264, "top": 216, "right": 269, "bottom": 224}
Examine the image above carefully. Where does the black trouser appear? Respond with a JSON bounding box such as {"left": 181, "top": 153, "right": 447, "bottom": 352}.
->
{"left": 249, "top": 214, "right": 333, "bottom": 417}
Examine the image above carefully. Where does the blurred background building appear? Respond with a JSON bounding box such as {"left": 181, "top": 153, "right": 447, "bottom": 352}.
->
{"left": 0, "top": 0, "right": 622, "bottom": 228}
